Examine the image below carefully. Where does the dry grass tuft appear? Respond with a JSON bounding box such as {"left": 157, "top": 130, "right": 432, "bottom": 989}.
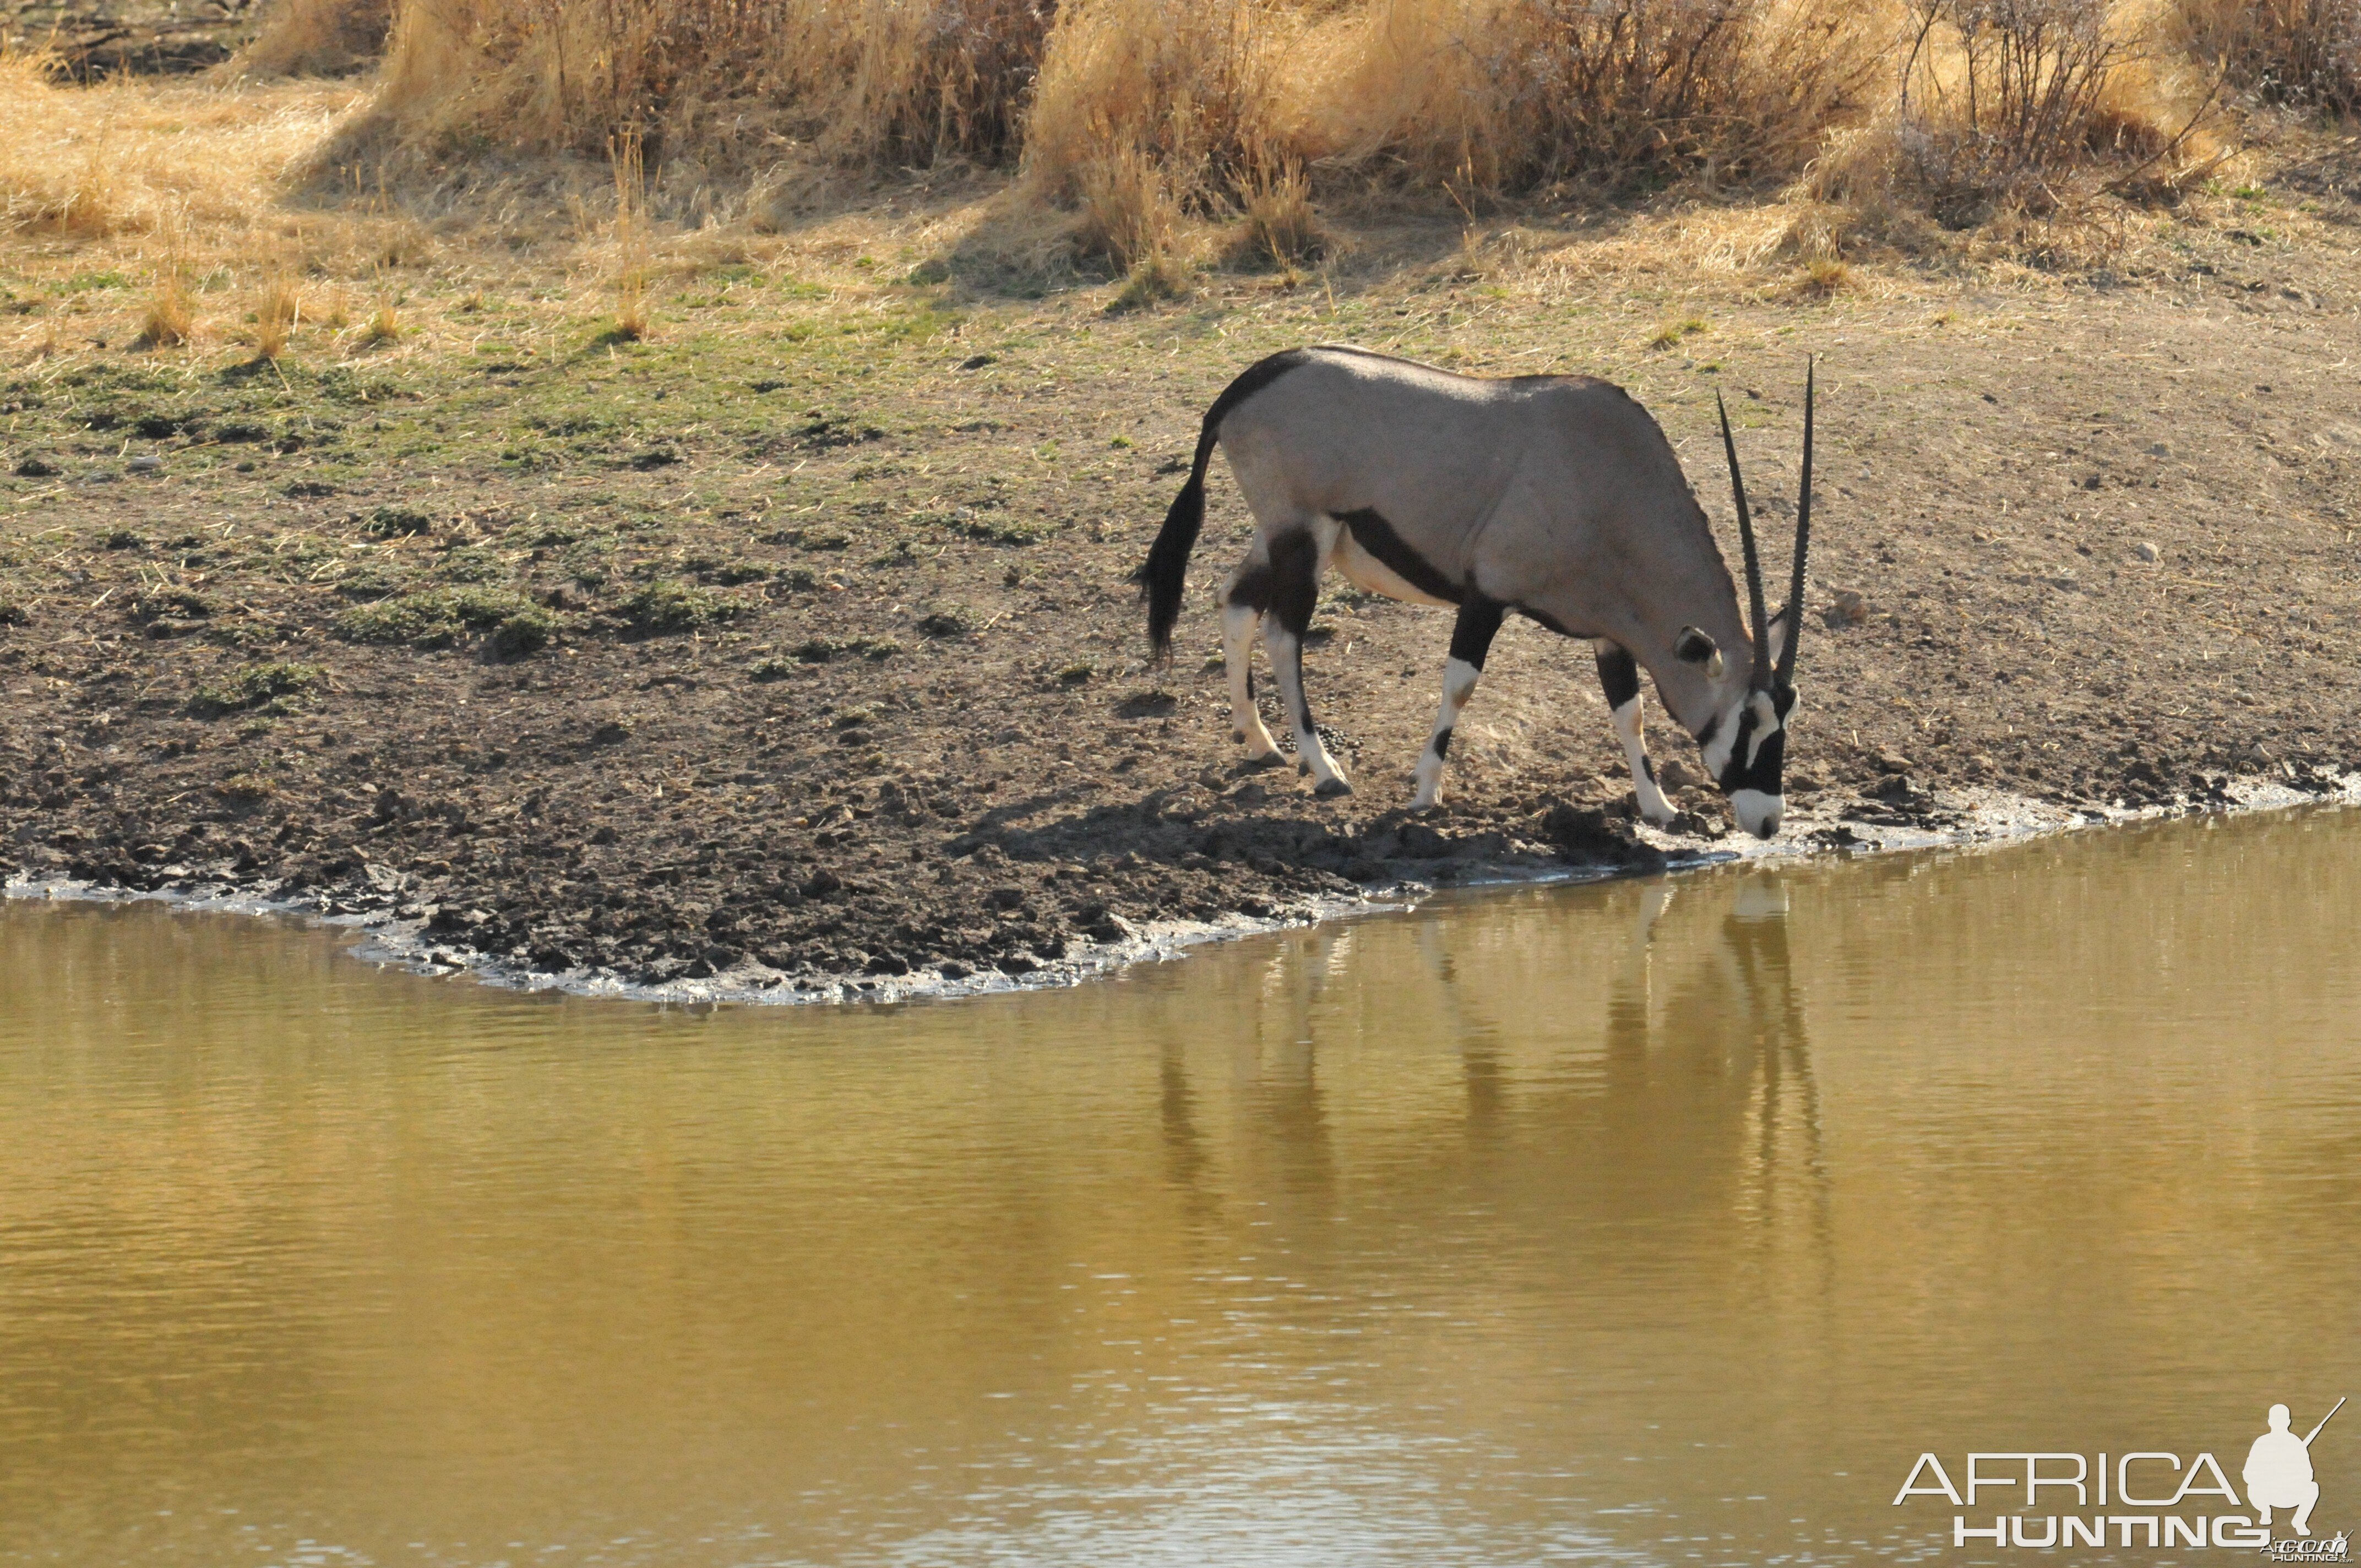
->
{"left": 1648, "top": 314, "right": 1709, "bottom": 349}
{"left": 1793, "top": 254, "right": 1852, "bottom": 295}
{"left": 1108, "top": 251, "right": 1195, "bottom": 312}
{"left": 360, "top": 302, "right": 400, "bottom": 346}
{"left": 254, "top": 272, "right": 301, "bottom": 359}
{"left": 609, "top": 127, "right": 651, "bottom": 341}
{"left": 1234, "top": 155, "right": 1324, "bottom": 266}
{"left": 138, "top": 262, "right": 196, "bottom": 349}
{"left": 236, "top": 0, "right": 394, "bottom": 78}
{"left": 1071, "top": 143, "right": 1185, "bottom": 275}
{"left": 1026, "top": 0, "right": 1294, "bottom": 203}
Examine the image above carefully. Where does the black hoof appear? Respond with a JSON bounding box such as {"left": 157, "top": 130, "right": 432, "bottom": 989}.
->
{"left": 1314, "top": 778, "right": 1354, "bottom": 798}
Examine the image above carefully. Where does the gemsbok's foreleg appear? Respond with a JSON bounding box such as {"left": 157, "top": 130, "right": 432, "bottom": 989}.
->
{"left": 1254, "top": 529, "right": 1350, "bottom": 796}
{"left": 1411, "top": 596, "right": 1505, "bottom": 811}
{"left": 1595, "top": 639, "right": 1678, "bottom": 826}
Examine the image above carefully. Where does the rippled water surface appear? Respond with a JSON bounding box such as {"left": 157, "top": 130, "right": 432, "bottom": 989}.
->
{"left": 6, "top": 807, "right": 2361, "bottom": 1566}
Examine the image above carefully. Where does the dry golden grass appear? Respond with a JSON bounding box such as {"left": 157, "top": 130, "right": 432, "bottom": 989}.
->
{"left": 345, "top": 0, "right": 1049, "bottom": 169}
{"left": 2, "top": 46, "right": 365, "bottom": 245}
{"left": 2170, "top": 0, "right": 2361, "bottom": 115}
{"left": 1307, "top": 0, "right": 1885, "bottom": 193}
{"left": 0, "top": 0, "right": 2337, "bottom": 380}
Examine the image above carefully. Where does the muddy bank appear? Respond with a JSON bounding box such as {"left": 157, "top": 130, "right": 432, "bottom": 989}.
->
{"left": 10, "top": 771, "right": 2355, "bottom": 1006}
{"left": 6, "top": 190, "right": 2361, "bottom": 992}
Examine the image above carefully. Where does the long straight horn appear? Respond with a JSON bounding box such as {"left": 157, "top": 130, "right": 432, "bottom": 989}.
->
{"left": 1776, "top": 356, "right": 1814, "bottom": 690}
{"left": 1717, "top": 390, "right": 1771, "bottom": 692}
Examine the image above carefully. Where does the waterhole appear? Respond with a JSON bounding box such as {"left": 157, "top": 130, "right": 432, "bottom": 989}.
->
{"left": 4, "top": 806, "right": 2358, "bottom": 1565}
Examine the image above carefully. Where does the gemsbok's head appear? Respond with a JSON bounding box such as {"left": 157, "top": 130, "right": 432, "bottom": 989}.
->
{"left": 1695, "top": 363, "right": 1814, "bottom": 841}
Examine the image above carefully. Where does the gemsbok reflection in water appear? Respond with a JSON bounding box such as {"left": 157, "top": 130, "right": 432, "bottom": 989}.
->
{"left": 1136, "top": 869, "right": 1831, "bottom": 1294}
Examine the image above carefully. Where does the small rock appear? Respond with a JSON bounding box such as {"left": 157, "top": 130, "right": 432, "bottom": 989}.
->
{"left": 1873, "top": 751, "right": 1912, "bottom": 775}
{"left": 2148, "top": 442, "right": 2171, "bottom": 457}
{"left": 1826, "top": 589, "right": 1868, "bottom": 626}
{"left": 2133, "top": 541, "right": 2160, "bottom": 563}
{"left": 1399, "top": 823, "right": 1452, "bottom": 858}
{"left": 1656, "top": 757, "right": 1695, "bottom": 791}
{"left": 1084, "top": 910, "right": 1140, "bottom": 944}
{"left": 1228, "top": 781, "right": 1268, "bottom": 805}
{"left": 127, "top": 454, "right": 163, "bottom": 474}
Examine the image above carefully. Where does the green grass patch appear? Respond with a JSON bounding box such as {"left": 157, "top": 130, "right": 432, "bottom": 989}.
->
{"left": 333, "top": 588, "right": 551, "bottom": 652}
{"left": 188, "top": 662, "right": 321, "bottom": 718}
{"left": 794, "top": 636, "right": 899, "bottom": 663}
{"left": 616, "top": 579, "right": 742, "bottom": 635}
{"left": 365, "top": 506, "right": 432, "bottom": 538}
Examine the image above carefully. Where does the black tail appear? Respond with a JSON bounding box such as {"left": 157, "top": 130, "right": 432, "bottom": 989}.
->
{"left": 1135, "top": 347, "right": 1316, "bottom": 664}
{"left": 1139, "top": 419, "right": 1220, "bottom": 662}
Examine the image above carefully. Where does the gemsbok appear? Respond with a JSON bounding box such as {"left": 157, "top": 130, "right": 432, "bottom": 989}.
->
{"left": 1138, "top": 344, "right": 1814, "bottom": 839}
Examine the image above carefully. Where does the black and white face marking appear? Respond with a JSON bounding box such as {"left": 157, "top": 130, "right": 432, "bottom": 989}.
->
{"left": 1701, "top": 684, "right": 1796, "bottom": 839}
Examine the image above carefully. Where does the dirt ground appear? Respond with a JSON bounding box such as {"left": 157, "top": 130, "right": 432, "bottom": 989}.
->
{"left": 5, "top": 132, "right": 2360, "bottom": 991}
{"left": 4, "top": 0, "right": 259, "bottom": 74}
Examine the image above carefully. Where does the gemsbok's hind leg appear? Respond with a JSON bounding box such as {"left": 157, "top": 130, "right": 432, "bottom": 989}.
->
{"left": 1595, "top": 639, "right": 1678, "bottom": 826}
{"left": 1218, "top": 596, "right": 1282, "bottom": 764}
{"left": 1411, "top": 596, "right": 1505, "bottom": 811}
{"left": 1256, "top": 529, "right": 1350, "bottom": 796}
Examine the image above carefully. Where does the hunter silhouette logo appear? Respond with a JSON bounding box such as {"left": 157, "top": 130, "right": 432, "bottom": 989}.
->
{"left": 1892, "top": 1396, "right": 2347, "bottom": 1554}
{"left": 2247, "top": 1400, "right": 2340, "bottom": 1537}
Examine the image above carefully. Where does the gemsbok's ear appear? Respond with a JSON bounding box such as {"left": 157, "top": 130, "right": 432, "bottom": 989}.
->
{"left": 1764, "top": 607, "right": 1791, "bottom": 672}
{"left": 1675, "top": 626, "right": 1725, "bottom": 680}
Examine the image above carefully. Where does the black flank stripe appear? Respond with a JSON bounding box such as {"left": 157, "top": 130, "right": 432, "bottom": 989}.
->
{"left": 1515, "top": 603, "right": 1585, "bottom": 640}
{"left": 1339, "top": 508, "right": 1462, "bottom": 605}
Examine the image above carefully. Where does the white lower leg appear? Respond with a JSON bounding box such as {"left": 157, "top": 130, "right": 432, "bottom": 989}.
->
{"left": 1264, "top": 620, "right": 1347, "bottom": 793}
{"left": 1612, "top": 695, "right": 1678, "bottom": 825}
{"left": 1222, "top": 601, "right": 1279, "bottom": 760}
{"left": 1411, "top": 657, "right": 1480, "bottom": 810}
